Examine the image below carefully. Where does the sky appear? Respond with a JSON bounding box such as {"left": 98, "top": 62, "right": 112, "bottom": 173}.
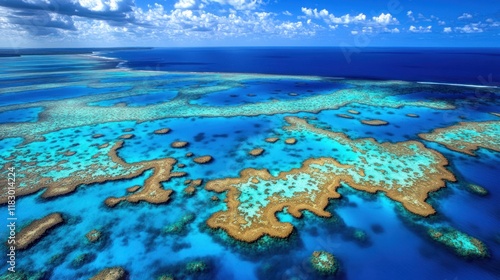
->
{"left": 0, "top": 0, "right": 499, "bottom": 48}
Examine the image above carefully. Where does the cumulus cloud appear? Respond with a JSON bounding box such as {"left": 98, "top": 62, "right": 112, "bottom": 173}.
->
{"left": 301, "top": 8, "right": 399, "bottom": 30}
{"left": 301, "top": 7, "right": 329, "bottom": 19}
{"left": 282, "top": 10, "right": 292, "bottom": 16}
{"left": 372, "top": 13, "right": 399, "bottom": 25}
{"left": 458, "top": 13, "right": 472, "bottom": 20}
{"left": 443, "top": 27, "right": 452, "bottom": 33}
{"left": 0, "top": 0, "right": 318, "bottom": 44}
{"left": 409, "top": 25, "right": 432, "bottom": 33}
{"left": 174, "top": 0, "right": 196, "bottom": 9}
{"left": 328, "top": 13, "right": 366, "bottom": 24}
{"left": 455, "top": 24, "right": 483, "bottom": 33}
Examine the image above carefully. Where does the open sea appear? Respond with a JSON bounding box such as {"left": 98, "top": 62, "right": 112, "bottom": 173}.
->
{"left": 0, "top": 47, "right": 499, "bottom": 280}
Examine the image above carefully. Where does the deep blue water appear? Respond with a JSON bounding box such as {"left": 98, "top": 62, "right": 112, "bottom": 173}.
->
{"left": 104, "top": 47, "right": 500, "bottom": 86}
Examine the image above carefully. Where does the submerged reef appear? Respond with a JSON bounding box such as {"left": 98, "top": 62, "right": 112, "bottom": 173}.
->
{"left": 205, "top": 117, "right": 455, "bottom": 242}
{"left": 185, "top": 261, "right": 208, "bottom": 273}
{"left": 428, "top": 227, "right": 489, "bottom": 258}
{"left": 164, "top": 213, "right": 195, "bottom": 235}
{"left": 466, "top": 184, "right": 489, "bottom": 196}
{"left": 15, "top": 213, "right": 63, "bottom": 250}
{"left": 419, "top": 121, "right": 500, "bottom": 155}
{"left": 85, "top": 229, "right": 102, "bottom": 243}
{"left": 310, "top": 251, "right": 339, "bottom": 275}
{"left": 0, "top": 72, "right": 456, "bottom": 143}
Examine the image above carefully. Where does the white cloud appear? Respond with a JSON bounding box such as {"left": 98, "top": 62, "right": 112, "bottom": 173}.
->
{"left": 362, "top": 26, "right": 373, "bottom": 33}
{"left": 329, "top": 24, "right": 338, "bottom": 30}
{"left": 384, "top": 27, "right": 400, "bottom": 33}
{"left": 407, "top": 10, "right": 415, "bottom": 21}
{"left": 351, "top": 30, "right": 358, "bottom": 35}
{"left": 0, "top": 1, "right": 318, "bottom": 45}
{"left": 328, "top": 13, "right": 366, "bottom": 24}
{"left": 174, "top": 0, "right": 196, "bottom": 9}
{"left": 372, "top": 13, "right": 398, "bottom": 25}
{"left": 409, "top": 25, "right": 432, "bottom": 33}
{"left": 455, "top": 24, "right": 483, "bottom": 33}
{"left": 458, "top": 13, "right": 472, "bottom": 20}
{"left": 282, "top": 10, "right": 292, "bottom": 16}
{"left": 301, "top": 7, "right": 329, "bottom": 19}
{"left": 438, "top": 20, "right": 446, "bottom": 25}
{"left": 443, "top": 27, "right": 452, "bottom": 33}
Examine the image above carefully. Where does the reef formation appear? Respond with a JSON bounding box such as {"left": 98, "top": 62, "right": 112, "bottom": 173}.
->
{"left": 15, "top": 213, "right": 64, "bottom": 250}
{"left": 204, "top": 117, "right": 456, "bottom": 242}
{"left": 0, "top": 140, "right": 180, "bottom": 207}
{"left": 419, "top": 121, "right": 500, "bottom": 155}
{"left": 310, "top": 250, "right": 339, "bottom": 275}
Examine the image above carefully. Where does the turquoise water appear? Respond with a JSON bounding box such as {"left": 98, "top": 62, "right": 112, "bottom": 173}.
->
{"left": 0, "top": 53, "right": 499, "bottom": 279}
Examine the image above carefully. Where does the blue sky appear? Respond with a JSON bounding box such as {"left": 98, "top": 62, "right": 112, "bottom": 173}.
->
{"left": 0, "top": 0, "right": 498, "bottom": 48}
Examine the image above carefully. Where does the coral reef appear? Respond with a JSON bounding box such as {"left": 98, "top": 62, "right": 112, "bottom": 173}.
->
{"left": 193, "top": 156, "right": 213, "bottom": 164}
{"left": 310, "top": 251, "right": 339, "bottom": 275}
{"left": 265, "top": 137, "right": 279, "bottom": 143}
{"left": 466, "top": 184, "right": 488, "bottom": 196}
{"left": 0, "top": 73, "right": 456, "bottom": 143}
{"left": 205, "top": 117, "right": 455, "bottom": 242}
{"left": 126, "top": 186, "right": 140, "bottom": 193}
{"left": 164, "top": 214, "right": 195, "bottom": 235}
{"left": 285, "top": 138, "right": 297, "bottom": 145}
{"left": 119, "top": 134, "right": 134, "bottom": 139}
{"left": 361, "top": 119, "right": 389, "bottom": 126}
{"left": 185, "top": 261, "right": 208, "bottom": 273}
{"left": 171, "top": 141, "right": 188, "bottom": 148}
{"left": 183, "top": 179, "right": 202, "bottom": 196}
{"left": 337, "top": 114, "right": 354, "bottom": 119}
{"left": 154, "top": 128, "right": 171, "bottom": 134}
{"left": 86, "top": 229, "right": 102, "bottom": 243}
{"left": 90, "top": 267, "right": 127, "bottom": 280}
{"left": 428, "top": 227, "right": 489, "bottom": 258}
{"left": 406, "top": 113, "right": 419, "bottom": 118}
{"left": 16, "top": 213, "right": 64, "bottom": 250}
{"left": 284, "top": 116, "right": 455, "bottom": 216}
{"left": 419, "top": 121, "right": 500, "bottom": 155}
{"left": 348, "top": 109, "right": 360, "bottom": 115}
{"left": 249, "top": 148, "right": 265, "bottom": 156}
{"left": 0, "top": 141, "right": 179, "bottom": 207}
{"left": 71, "top": 253, "right": 95, "bottom": 268}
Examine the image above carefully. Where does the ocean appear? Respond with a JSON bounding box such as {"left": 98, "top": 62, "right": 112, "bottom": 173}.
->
{"left": 0, "top": 47, "right": 499, "bottom": 280}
